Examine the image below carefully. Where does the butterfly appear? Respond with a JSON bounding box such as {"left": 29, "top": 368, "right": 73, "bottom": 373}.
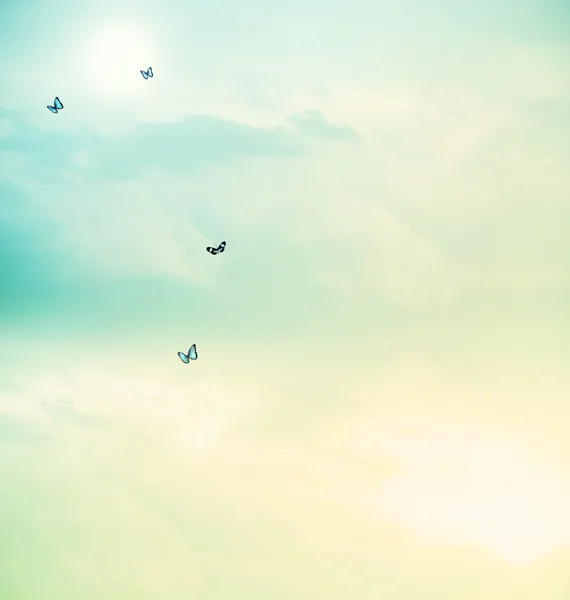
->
{"left": 206, "top": 241, "right": 226, "bottom": 255}
{"left": 47, "top": 97, "right": 63, "bottom": 114}
{"left": 140, "top": 67, "right": 153, "bottom": 79}
{"left": 178, "top": 344, "right": 198, "bottom": 364}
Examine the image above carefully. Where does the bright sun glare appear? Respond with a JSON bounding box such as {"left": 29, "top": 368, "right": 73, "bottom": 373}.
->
{"left": 82, "top": 25, "right": 154, "bottom": 97}
{"left": 358, "top": 423, "right": 570, "bottom": 566}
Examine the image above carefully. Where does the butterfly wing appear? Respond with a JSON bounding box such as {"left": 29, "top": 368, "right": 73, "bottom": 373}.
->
{"left": 141, "top": 69, "right": 149, "bottom": 79}
{"left": 206, "top": 246, "right": 218, "bottom": 255}
{"left": 148, "top": 67, "right": 153, "bottom": 78}
{"left": 47, "top": 105, "right": 58, "bottom": 113}
{"left": 218, "top": 241, "right": 226, "bottom": 253}
{"left": 188, "top": 344, "right": 198, "bottom": 360}
{"left": 54, "top": 97, "right": 63, "bottom": 110}
{"left": 178, "top": 351, "right": 190, "bottom": 364}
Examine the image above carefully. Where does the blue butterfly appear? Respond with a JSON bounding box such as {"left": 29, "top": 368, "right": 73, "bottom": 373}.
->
{"left": 140, "top": 67, "right": 153, "bottom": 79}
{"left": 178, "top": 343, "right": 198, "bottom": 364}
{"left": 47, "top": 97, "right": 63, "bottom": 114}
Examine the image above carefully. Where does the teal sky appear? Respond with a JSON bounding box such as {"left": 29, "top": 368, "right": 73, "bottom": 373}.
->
{"left": 1, "top": 0, "right": 570, "bottom": 598}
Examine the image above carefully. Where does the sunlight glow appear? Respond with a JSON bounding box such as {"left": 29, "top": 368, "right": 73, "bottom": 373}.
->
{"left": 356, "top": 422, "right": 570, "bottom": 565}
{"left": 82, "top": 25, "right": 155, "bottom": 97}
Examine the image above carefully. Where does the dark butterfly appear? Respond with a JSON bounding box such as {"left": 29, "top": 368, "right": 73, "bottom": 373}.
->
{"left": 206, "top": 241, "right": 226, "bottom": 255}
{"left": 140, "top": 67, "right": 153, "bottom": 79}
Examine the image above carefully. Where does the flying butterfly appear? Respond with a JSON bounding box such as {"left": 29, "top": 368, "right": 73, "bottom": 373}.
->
{"left": 178, "top": 344, "right": 198, "bottom": 364}
{"left": 206, "top": 241, "right": 226, "bottom": 255}
{"left": 140, "top": 67, "right": 153, "bottom": 79}
{"left": 47, "top": 97, "right": 63, "bottom": 114}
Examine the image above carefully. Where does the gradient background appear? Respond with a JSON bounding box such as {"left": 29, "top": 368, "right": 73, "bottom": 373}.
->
{"left": 1, "top": 0, "right": 570, "bottom": 598}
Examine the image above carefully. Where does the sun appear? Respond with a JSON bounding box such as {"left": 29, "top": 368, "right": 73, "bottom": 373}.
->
{"left": 81, "top": 24, "right": 155, "bottom": 97}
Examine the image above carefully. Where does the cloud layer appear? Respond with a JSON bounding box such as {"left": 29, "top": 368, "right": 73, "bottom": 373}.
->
{"left": 2, "top": 0, "right": 570, "bottom": 598}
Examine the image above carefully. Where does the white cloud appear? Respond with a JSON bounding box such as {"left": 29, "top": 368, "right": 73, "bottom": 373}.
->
{"left": 3, "top": 339, "right": 570, "bottom": 596}
{"left": 20, "top": 177, "right": 222, "bottom": 285}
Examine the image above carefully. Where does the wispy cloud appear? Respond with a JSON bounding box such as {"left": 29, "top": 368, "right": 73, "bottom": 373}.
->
{"left": 343, "top": 420, "right": 570, "bottom": 565}
{"left": 0, "top": 111, "right": 305, "bottom": 181}
{"left": 287, "top": 109, "right": 359, "bottom": 140}
{"left": 2, "top": 2, "right": 570, "bottom": 597}
{"left": 40, "top": 397, "right": 104, "bottom": 428}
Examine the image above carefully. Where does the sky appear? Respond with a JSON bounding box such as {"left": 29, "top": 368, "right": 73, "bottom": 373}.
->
{"left": 1, "top": 0, "right": 570, "bottom": 597}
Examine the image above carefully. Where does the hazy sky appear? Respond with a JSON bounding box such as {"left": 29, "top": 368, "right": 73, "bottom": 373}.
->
{"left": 1, "top": 0, "right": 570, "bottom": 598}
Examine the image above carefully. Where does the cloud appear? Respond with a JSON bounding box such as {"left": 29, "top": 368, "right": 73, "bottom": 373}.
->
{"left": 0, "top": 108, "right": 365, "bottom": 336}
{"left": 92, "top": 116, "right": 304, "bottom": 178}
{"left": 0, "top": 111, "right": 304, "bottom": 181}
{"left": 2, "top": 339, "right": 570, "bottom": 598}
{"left": 2, "top": 77, "right": 568, "bottom": 339}
{"left": 40, "top": 397, "right": 104, "bottom": 428}
{"left": 287, "top": 109, "right": 359, "bottom": 140}
{"left": 348, "top": 421, "right": 570, "bottom": 565}
{"left": 0, "top": 413, "right": 48, "bottom": 444}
